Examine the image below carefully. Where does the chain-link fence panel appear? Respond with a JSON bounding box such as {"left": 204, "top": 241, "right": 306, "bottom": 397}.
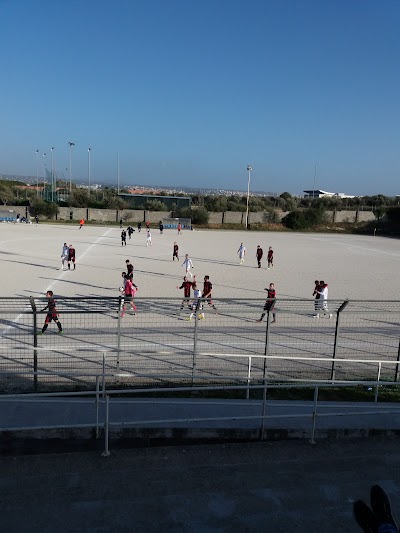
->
{"left": 0, "top": 297, "right": 399, "bottom": 392}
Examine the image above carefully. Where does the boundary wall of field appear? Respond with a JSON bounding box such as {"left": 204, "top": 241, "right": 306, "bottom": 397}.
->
{"left": 3, "top": 206, "right": 375, "bottom": 224}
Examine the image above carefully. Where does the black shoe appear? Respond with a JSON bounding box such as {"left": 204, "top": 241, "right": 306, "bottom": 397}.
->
{"left": 353, "top": 500, "right": 378, "bottom": 533}
{"left": 371, "top": 485, "right": 397, "bottom": 530}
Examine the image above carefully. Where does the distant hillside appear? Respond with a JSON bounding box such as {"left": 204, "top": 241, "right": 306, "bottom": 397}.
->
{"left": 0, "top": 179, "right": 26, "bottom": 187}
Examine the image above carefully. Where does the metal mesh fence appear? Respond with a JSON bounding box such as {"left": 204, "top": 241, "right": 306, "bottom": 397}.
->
{"left": 0, "top": 297, "right": 399, "bottom": 392}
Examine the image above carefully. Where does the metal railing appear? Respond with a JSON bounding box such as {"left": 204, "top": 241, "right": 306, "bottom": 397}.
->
{"left": 0, "top": 297, "right": 399, "bottom": 392}
{"left": 0, "top": 373, "right": 400, "bottom": 455}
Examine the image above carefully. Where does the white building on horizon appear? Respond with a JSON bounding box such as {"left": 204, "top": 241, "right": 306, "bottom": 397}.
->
{"left": 303, "top": 189, "right": 355, "bottom": 199}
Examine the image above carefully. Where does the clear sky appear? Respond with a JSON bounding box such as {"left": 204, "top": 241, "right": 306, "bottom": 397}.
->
{"left": 0, "top": 0, "right": 399, "bottom": 195}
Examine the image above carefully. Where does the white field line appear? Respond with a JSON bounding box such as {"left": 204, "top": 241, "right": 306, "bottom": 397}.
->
{"left": 0, "top": 228, "right": 112, "bottom": 336}
{"left": 308, "top": 237, "right": 400, "bottom": 258}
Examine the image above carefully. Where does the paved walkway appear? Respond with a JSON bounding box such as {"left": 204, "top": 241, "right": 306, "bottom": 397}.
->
{"left": 1, "top": 437, "right": 400, "bottom": 532}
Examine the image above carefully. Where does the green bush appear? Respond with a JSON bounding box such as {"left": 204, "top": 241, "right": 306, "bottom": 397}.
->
{"left": 30, "top": 198, "right": 59, "bottom": 219}
{"left": 282, "top": 205, "right": 326, "bottom": 230}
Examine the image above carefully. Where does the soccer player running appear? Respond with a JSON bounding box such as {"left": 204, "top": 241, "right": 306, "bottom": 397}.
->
{"left": 257, "top": 283, "right": 277, "bottom": 324}
{"left": 267, "top": 246, "right": 274, "bottom": 269}
{"left": 39, "top": 291, "right": 63, "bottom": 334}
{"left": 237, "top": 243, "right": 246, "bottom": 264}
{"left": 182, "top": 254, "right": 194, "bottom": 278}
{"left": 173, "top": 242, "right": 179, "bottom": 262}
{"left": 256, "top": 245, "right": 263, "bottom": 268}
{"left": 67, "top": 245, "right": 76, "bottom": 270}
{"left": 177, "top": 275, "right": 196, "bottom": 310}
{"left": 202, "top": 275, "right": 217, "bottom": 311}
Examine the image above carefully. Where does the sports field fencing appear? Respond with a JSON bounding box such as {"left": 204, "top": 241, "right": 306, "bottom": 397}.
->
{"left": 0, "top": 297, "right": 399, "bottom": 393}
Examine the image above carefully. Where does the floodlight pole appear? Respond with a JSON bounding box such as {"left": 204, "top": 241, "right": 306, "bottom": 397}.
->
{"left": 51, "top": 147, "right": 55, "bottom": 202}
{"left": 35, "top": 150, "right": 39, "bottom": 197}
{"left": 117, "top": 152, "right": 120, "bottom": 194}
{"left": 68, "top": 142, "right": 75, "bottom": 193}
{"left": 245, "top": 165, "right": 252, "bottom": 229}
{"left": 88, "top": 147, "right": 91, "bottom": 190}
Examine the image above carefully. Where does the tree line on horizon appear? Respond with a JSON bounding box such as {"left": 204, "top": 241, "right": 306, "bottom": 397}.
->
{"left": 1, "top": 179, "right": 399, "bottom": 232}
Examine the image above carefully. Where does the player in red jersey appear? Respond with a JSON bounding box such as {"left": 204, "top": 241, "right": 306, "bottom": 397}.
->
{"left": 267, "top": 246, "right": 274, "bottom": 269}
{"left": 177, "top": 275, "right": 196, "bottom": 310}
{"left": 202, "top": 275, "right": 217, "bottom": 311}
{"left": 67, "top": 245, "right": 76, "bottom": 270}
{"left": 257, "top": 283, "right": 276, "bottom": 323}
{"left": 39, "top": 291, "right": 63, "bottom": 334}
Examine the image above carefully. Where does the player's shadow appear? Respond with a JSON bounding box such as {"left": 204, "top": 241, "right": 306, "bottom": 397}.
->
{"left": 191, "top": 256, "right": 255, "bottom": 268}
{"left": 37, "top": 278, "right": 115, "bottom": 291}
{"left": 1, "top": 259, "right": 55, "bottom": 269}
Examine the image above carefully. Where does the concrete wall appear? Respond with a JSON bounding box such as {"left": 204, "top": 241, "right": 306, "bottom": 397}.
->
{"left": 9, "top": 205, "right": 376, "bottom": 225}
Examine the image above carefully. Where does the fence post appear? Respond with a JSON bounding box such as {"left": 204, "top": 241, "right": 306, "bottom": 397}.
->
{"left": 260, "top": 377, "right": 268, "bottom": 440}
{"left": 395, "top": 338, "right": 400, "bottom": 382}
{"left": 102, "top": 352, "right": 106, "bottom": 397}
{"left": 117, "top": 296, "right": 122, "bottom": 371}
{"left": 310, "top": 386, "right": 319, "bottom": 444}
{"left": 29, "top": 297, "right": 38, "bottom": 392}
{"left": 374, "top": 362, "right": 382, "bottom": 403}
{"left": 95, "top": 376, "right": 100, "bottom": 439}
{"left": 192, "top": 300, "right": 200, "bottom": 385}
{"left": 262, "top": 310, "right": 271, "bottom": 382}
{"left": 246, "top": 357, "right": 252, "bottom": 400}
{"left": 331, "top": 300, "right": 349, "bottom": 381}
{"left": 102, "top": 395, "right": 110, "bottom": 457}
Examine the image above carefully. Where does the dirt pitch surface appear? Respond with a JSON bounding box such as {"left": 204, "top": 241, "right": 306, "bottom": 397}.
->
{"left": 0, "top": 223, "right": 399, "bottom": 299}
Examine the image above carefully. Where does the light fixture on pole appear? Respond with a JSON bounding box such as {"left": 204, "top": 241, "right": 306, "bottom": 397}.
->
{"left": 35, "top": 150, "right": 39, "bottom": 197}
{"left": 245, "top": 165, "right": 252, "bottom": 229}
{"left": 51, "top": 147, "right": 55, "bottom": 202}
{"left": 88, "top": 147, "right": 91, "bottom": 190}
{"left": 68, "top": 142, "right": 75, "bottom": 194}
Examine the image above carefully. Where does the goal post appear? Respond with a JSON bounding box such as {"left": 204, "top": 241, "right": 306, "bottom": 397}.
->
{"left": 162, "top": 217, "right": 192, "bottom": 230}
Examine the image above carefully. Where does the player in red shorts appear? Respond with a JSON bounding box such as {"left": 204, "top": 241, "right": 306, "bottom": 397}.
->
{"left": 39, "top": 290, "right": 63, "bottom": 334}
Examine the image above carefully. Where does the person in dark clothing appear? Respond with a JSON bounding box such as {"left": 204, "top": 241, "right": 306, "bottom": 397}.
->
{"left": 39, "top": 291, "right": 63, "bottom": 334}
{"left": 256, "top": 245, "right": 263, "bottom": 268}
{"left": 173, "top": 242, "right": 179, "bottom": 261}
{"left": 177, "top": 276, "right": 196, "bottom": 310}
{"left": 257, "top": 283, "right": 276, "bottom": 323}
{"left": 68, "top": 245, "right": 76, "bottom": 270}
{"left": 137, "top": 221, "right": 142, "bottom": 232}
{"left": 121, "top": 230, "right": 127, "bottom": 246}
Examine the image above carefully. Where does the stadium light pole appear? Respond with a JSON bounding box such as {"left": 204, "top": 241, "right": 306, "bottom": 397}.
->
{"left": 245, "top": 165, "right": 252, "bottom": 229}
{"left": 35, "top": 150, "right": 39, "bottom": 197}
{"left": 68, "top": 142, "right": 75, "bottom": 194}
{"left": 117, "top": 152, "right": 120, "bottom": 194}
{"left": 51, "top": 147, "right": 55, "bottom": 202}
{"left": 88, "top": 147, "right": 91, "bottom": 190}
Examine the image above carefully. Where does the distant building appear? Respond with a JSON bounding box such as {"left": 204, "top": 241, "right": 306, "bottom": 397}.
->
{"left": 303, "top": 189, "right": 355, "bottom": 199}
{"left": 118, "top": 193, "right": 191, "bottom": 210}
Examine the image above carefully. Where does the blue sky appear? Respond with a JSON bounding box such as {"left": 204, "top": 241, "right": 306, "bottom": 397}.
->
{"left": 0, "top": 0, "right": 399, "bottom": 195}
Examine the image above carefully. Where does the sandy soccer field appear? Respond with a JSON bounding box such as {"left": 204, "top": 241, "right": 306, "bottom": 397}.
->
{"left": 0, "top": 223, "right": 399, "bottom": 300}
